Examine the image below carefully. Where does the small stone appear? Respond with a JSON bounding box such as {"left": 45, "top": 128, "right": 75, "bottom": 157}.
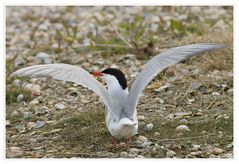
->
{"left": 68, "top": 91, "right": 78, "bottom": 98}
{"left": 222, "top": 153, "right": 233, "bottom": 158}
{"left": 137, "top": 135, "right": 148, "bottom": 142}
{"left": 174, "top": 112, "right": 192, "bottom": 118}
{"left": 226, "top": 142, "right": 233, "bottom": 149}
{"left": 36, "top": 52, "right": 52, "bottom": 64}
{"left": 13, "top": 79, "right": 21, "bottom": 87}
{"left": 23, "top": 111, "right": 33, "bottom": 120}
{"left": 153, "top": 143, "right": 160, "bottom": 149}
{"left": 6, "top": 120, "right": 10, "bottom": 126}
{"left": 209, "top": 154, "right": 217, "bottom": 158}
{"left": 154, "top": 132, "right": 160, "bottom": 137}
{"left": 138, "top": 115, "right": 145, "bottom": 121}
{"left": 51, "top": 43, "right": 58, "bottom": 50}
{"left": 24, "top": 83, "right": 41, "bottom": 96}
{"left": 179, "top": 119, "right": 189, "bottom": 124}
{"left": 153, "top": 85, "right": 168, "bottom": 92}
{"left": 227, "top": 88, "right": 233, "bottom": 94}
{"left": 192, "top": 144, "right": 201, "bottom": 151}
{"left": 211, "top": 148, "right": 224, "bottom": 155}
{"left": 127, "top": 154, "right": 137, "bottom": 158}
{"left": 17, "top": 94, "right": 24, "bottom": 102}
{"left": 187, "top": 151, "right": 203, "bottom": 158}
{"left": 145, "top": 123, "right": 154, "bottom": 131}
{"left": 166, "top": 150, "right": 176, "bottom": 158}
{"left": 7, "top": 147, "right": 23, "bottom": 158}
{"left": 137, "top": 155, "right": 145, "bottom": 158}
{"left": 55, "top": 103, "right": 65, "bottom": 110}
{"left": 175, "top": 125, "right": 190, "bottom": 132}
{"left": 29, "top": 78, "right": 39, "bottom": 83}
{"left": 172, "top": 144, "right": 181, "bottom": 151}
{"left": 120, "top": 151, "right": 128, "bottom": 157}
{"left": 29, "top": 99, "right": 39, "bottom": 105}
{"left": 27, "top": 122, "right": 35, "bottom": 130}
{"left": 15, "top": 124, "right": 26, "bottom": 133}
{"left": 82, "top": 62, "right": 91, "bottom": 68}
{"left": 30, "top": 138, "right": 38, "bottom": 143}
{"left": 50, "top": 128, "right": 62, "bottom": 134}
{"left": 129, "top": 148, "right": 139, "bottom": 155}
{"left": 140, "top": 141, "right": 152, "bottom": 148}
{"left": 11, "top": 111, "right": 20, "bottom": 117}
{"left": 212, "top": 92, "right": 220, "bottom": 96}
{"left": 34, "top": 121, "right": 45, "bottom": 129}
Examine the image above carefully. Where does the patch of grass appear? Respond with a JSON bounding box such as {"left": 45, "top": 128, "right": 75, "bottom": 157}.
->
{"left": 44, "top": 109, "right": 110, "bottom": 152}
{"left": 140, "top": 113, "right": 232, "bottom": 149}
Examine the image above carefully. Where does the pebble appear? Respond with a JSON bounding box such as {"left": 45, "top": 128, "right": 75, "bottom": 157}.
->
{"left": 166, "top": 150, "right": 176, "bottom": 158}
{"left": 137, "top": 135, "right": 148, "bottom": 142}
{"left": 222, "top": 153, "right": 233, "bottom": 158}
{"left": 29, "top": 99, "right": 39, "bottom": 105}
{"left": 24, "top": 83, "right": 41, "bottom": 96}
{"left": 7, "top": 147, "right": 24, "bottom": 158}
{"left": 172, "top": 144, "right": 181, "bottom": 151}
{"left": 120, "top": 151, "right": 128, "bottom": 157}
{"left": 192, "top": 144, "right": 201, "bottom": 151}
{"left": 23, "top": 111, "right": 33, "bottom": 120}
{"left": 11, "top": 111, "right": 20, "bottom": 117}
{"left": 15, "top": 124, "right": 26, "bottom": 133}
{"left": 212, "top": 92, "right": 220, "bottom": 96}
{"left": 6, "top": 120, "right": 10, "bottom": 126}
{"left": 34, "top": 121, "right": 45, "bottom": 129}
{"left": 27, "top": 122, "right": 35, "bottom": 130}
{"left": 154, "top": 132, "right": 160, "bottom": 137}
{"left": 30, "top": 138, "right": 38, "bottom": 143}
{"left": 138, "top": 115, "right": 145, "bottom": 121}
{"left": 227, "top": 88, "right": 233, "bottom": 94}
{"left": 145, "top": 123, "right": 154, "bottom": 131}
{"left": 187, "top": 151, "right": 203, "bottom": 158}
{"left": 179, "top": 119, "right": 189, "bottom": 124}
{"left": 140, "top": 141, "right": 152, "bottom": 148}
{"left": 226, "top": 142, "right": 233, "bottom": 149}
{"left": 175, "top": 125, "right": 191, "bottom": 132}
{"left": 128, "top": 154, "right": 137, "bottom": 158}
{"left": 50, "top": 128, "right": 62, "bottom": 134}
{"left": 14, "top": 56, "right": 25, "bottom": 67}
{"left": 129, "top": 148, "right": 139, "bottom": 155}
{"left": 174, "top": 112, "right": 192, "bottom": 118}
{"left": 51, "top": 43, "right": 58, "bottom": 50}
{"left": 211, "top": 148, "right": 224, "bottom": 155}
{"left": 36, "top": 52, "right": 52, "bottom": 64}
{"left": 55, "top": 103, "right": 65, "bottom": 110}
{"left": 13, "top": 79, "right": 21, "bottom": 87}
{"left": 17, "top": 94, "right": 24, "bottom": 102}
{"left": 137, "top": 155, "right": 145, "bottom": 158}
{"left": 153, "top": 85, "right": 168, "bottom": 92}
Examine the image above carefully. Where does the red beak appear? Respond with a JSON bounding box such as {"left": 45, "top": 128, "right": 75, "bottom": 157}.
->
{"left": 91, "top": 71, "right": 103, "bottom": 77}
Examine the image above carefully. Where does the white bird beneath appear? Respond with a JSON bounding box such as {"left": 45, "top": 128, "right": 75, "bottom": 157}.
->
{"left": 11, "top": 43, "right": 224, "bottom": 147}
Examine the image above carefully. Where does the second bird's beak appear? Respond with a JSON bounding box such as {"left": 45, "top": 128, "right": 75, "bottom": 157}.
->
{"left": 91, "top": 71, "right": 103, "bottom": 77}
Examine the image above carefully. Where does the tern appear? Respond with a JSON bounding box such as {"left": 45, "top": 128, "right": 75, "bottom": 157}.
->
{"left": 11, "top": 43, "right": 224, "bottom": 148}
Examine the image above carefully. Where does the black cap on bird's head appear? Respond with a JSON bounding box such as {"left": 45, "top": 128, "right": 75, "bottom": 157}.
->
{"left": 91, "top": 68, "right": 127, "bottom": 90}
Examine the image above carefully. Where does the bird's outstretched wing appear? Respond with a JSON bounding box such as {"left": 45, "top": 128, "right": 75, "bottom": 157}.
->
{"left": 11, "top": 63, "right": 118, "bottom": 120}
{"left": 125, "top": 43, "right": 225, "bottom": 120}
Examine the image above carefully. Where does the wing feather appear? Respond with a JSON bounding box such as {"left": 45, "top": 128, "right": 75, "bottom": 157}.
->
{"left": 125, "top": 43, "right": 225, "bottom": 120}
{"left": 11, "top": 63, "right": 117, "bottom": 119}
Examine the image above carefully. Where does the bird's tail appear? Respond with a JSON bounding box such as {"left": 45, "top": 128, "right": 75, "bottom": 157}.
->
{"left": 119, "top": 118, "right": 137, "bottom": 126}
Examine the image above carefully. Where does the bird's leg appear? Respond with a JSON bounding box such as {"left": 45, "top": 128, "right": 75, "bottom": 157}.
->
{"left": 125, "top": 137, "right": 131, "bottom": 149}
{"left": 111, "top": 137, "right": 121, "bottom": 149}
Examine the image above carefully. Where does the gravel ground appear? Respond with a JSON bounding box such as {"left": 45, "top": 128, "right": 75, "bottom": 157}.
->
{"left": 6, "top": 6, "right": 233, "bottom": 158}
